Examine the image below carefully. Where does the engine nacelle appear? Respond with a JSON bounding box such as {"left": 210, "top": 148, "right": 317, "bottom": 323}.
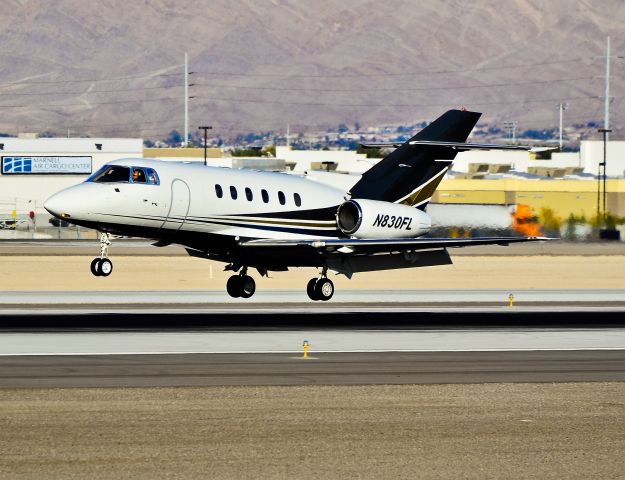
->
{"left": 336, "top": 199, "right": 431, "bottom": 239}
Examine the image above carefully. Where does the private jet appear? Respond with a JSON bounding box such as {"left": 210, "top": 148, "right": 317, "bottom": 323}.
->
{"left": 44, "top": 109, "right": 550, "bottom": 301}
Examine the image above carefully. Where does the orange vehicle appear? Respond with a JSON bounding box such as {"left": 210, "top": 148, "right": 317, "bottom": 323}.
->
{"left": 513, "top": 204, "right": 543, "bottom": 236}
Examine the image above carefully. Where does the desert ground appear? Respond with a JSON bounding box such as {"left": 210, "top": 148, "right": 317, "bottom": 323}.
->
{"left": 1, "top": 383, "right": 624, "bottom": 479}
{"left": 0, "top": 253, "right": 623, "bottom": 291}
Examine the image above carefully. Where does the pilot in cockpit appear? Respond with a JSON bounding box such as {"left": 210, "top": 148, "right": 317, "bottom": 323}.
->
{"left": 132, "top": 168, "right": 147, "bottom": 183}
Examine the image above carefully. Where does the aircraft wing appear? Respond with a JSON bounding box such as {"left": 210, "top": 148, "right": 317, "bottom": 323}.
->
{"left": 239, "top": 236, "right": 554, "bottom": 255}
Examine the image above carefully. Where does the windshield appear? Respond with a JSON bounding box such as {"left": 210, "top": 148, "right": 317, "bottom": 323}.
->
{"left": 87, "top": 165, "right": 160, "bottom": 185}
{"left": 90, "top": 165, "right": 130, "bottom": 183}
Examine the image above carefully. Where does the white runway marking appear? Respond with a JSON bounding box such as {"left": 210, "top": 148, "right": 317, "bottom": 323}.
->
{"left": 2, "top": 328, "right": 625, "bottom": 356}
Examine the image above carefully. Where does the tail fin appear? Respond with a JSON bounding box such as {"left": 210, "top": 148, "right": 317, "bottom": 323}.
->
{"left": 349, "top": 109, "right": 481, "bottom": 209}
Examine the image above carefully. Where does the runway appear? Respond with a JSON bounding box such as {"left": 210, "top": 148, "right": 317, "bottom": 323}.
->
{"left": 1, "top": 309, "right": 625, "bottom": 387}
{"left": 3, "top": 322, "right": 625, "bottom": 354}
{"left": 3, "top": 274, "right": 625, "bottom": 387}
{"left": 2, "top": 351, "right": 625, "bottom": 388}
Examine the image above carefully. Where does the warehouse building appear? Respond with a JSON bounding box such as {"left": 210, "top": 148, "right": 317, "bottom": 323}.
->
{"left": 0, "top": 137, "right": 143, "bottom": 217}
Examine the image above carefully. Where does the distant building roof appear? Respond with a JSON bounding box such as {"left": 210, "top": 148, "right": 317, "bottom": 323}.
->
{"left": 144, "top": 147, "right": 223, "bottom": 158}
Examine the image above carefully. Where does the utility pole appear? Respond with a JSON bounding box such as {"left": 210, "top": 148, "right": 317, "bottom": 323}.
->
{"left": 558, "top": 102, "right": 567, "bottom": 150}
{"left": 286, "top": 124, "right": 290, "bottom": 148}
{"left": 604, "top": 36, "right": 611, "bottom": 143}
{"left": 184, "top": 52, "right": 189, "bottom": 147}
{"left": 198, "top": 126, "right": 212, "bottom": 166}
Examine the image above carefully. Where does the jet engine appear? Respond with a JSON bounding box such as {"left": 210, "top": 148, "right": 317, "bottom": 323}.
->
{"left": 336, "top": 199, "right": 431, "bottom": 239}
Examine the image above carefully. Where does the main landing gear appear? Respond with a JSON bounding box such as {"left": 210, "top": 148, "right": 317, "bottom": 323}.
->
{"left": 224, "top": 265, "right": 334, "bottom": 301}
{"left": 90, "top": 232, "right": 113, "bottom": 277}
{"left": 226, "top": 267, "right": 256, "bottom": 298}
{"left": 306, "top": 267, "right": 334, "bottom": 301}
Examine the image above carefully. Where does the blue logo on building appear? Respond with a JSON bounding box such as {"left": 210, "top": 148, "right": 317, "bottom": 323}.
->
{"left": 2, "top": 157, "right": 33, "bottom": 173}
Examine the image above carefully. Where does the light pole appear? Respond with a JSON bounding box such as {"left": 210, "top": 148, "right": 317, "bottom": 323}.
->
{"left": 598, "top": 128, "right": 612, "bottom": 222}
{"left": 183, "top": 53, "right": 195, "bottom": 147}
{"left": 198, "top": 126, "right": 213, "bottom": 166}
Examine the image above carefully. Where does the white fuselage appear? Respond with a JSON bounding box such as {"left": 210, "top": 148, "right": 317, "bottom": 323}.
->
{"left": 44, "top": 158, "right": 354, "bottom": 240}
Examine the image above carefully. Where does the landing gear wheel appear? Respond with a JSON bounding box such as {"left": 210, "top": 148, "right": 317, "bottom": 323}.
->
{"left": 240, "top": 275, "right": 256, "bottom": 298}
{"left": 226, "top": 275, "right": 242, "bottom": 298}
{"left": 315, "top": 278, "right": 334, "bottom": 301}
{"left": 99, "top": 258, "right": 113, "bottom": 277}
{"left": 307, "top": 278, "right": 319, "bottom": 301}
{"left": 90, "top": 258, "right": 102, "bottom": 277}
{"left": 226, "top": 274, "right": 256, "bottom": 299}
{"left": 90, "top": 233, "right": 114, "bottom": 278}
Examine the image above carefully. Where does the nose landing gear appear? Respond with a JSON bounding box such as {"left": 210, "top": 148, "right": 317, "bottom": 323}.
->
{"left": 226, "top": 267, "right": 256, "bottom": 298}
{"left": 306, "top": 267, "right": 334, "bottom": 301}
{"left": 90, "top": 233, "right": 113, "bottom": 277}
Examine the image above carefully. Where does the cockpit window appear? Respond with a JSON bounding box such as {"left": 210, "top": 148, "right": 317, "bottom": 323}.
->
{"left": 90, "top": 165, "right": 130, "bottom": 183}
{"left": 146, "top": 168, "right": 160, "bottom": 185}
{"left": 132, "top": 167, "right": 147, "bottom": 183}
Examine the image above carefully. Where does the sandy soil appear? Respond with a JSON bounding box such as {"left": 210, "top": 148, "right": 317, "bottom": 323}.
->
{"left": 1, "top": 383, "right": 624, "bottom": 479}
{"left": 0, "top": 254, "right": 624, "bottom": 291}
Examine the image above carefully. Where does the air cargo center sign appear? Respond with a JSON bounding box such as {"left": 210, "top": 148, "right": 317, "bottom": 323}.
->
{"left": 1, "top": 156, "right": 92, "bottom": 175}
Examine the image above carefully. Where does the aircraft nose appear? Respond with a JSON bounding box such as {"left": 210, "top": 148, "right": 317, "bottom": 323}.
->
{"left": 44, "top": 189, "right": 75, "bottom": 219}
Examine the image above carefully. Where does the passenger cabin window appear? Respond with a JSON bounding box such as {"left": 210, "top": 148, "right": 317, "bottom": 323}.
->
{"left": 230, "top": 186, "right": 238, "bottom": 200}
{"left": 215, "top": 184, "right": 223, "bottom": 198}
{"left": 278, "top": 191, "right": 286, "bottom": 205}
{"left": 90, "top": 165, "right": 130, "bottom": 183}
{"left": 261, "top": 189, "right": 269, "bottom": 203}
{"left": 294, "top": 192, "right": 302, "bottom": 207}
{"left": 245, "top": 187, "right": 253, "bottom": 201}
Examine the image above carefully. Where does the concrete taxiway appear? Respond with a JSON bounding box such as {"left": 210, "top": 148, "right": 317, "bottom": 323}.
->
{"left": 3, "top": 288, "right": 625, "bottom": 304}
{"left": 2, "top": 289, "right": 625, "bottom": 315}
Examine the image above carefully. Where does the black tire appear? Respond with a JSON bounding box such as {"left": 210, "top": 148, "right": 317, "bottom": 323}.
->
{"left": 306, "top": 278, "right": 318, "bottom": 301}
{"left": 240, "top": 275, "right": 256, "bottom": 298}
{"left": 226, "top": 275, "right": 242, "bottom": 298}
{"left": 99, "top": 258, "right": 113, "bottom": 277}
{"left": 90, "top": 258, "right": 102, "bottom": 277}
{"left": 315, "top": 278, "right": 334, "bottom": 301}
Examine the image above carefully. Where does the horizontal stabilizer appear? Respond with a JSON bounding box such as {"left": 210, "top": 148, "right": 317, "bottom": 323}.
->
{"left": 409, "top": 140, "right": 531, "bottom": 151}
{"left": 359, "top": 143, "right": 404, "bottom": 148}
{"left": 359, "top": 141, "right": 532, "bottom": 151}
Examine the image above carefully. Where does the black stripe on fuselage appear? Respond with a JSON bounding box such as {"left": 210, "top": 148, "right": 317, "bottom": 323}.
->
{"left": 235, "top": 206, "right": 339, "bottom": 221}
{"left": 94, "top": 212, "right": 340, "bottom": 237}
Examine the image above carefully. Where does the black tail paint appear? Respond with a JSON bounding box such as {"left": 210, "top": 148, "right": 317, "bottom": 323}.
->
{"left": 349, "top": 109, "right": 481, "bottom": 209}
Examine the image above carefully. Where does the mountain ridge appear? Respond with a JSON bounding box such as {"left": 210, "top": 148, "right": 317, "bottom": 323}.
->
{"left": 0, "top": 0, "right": 623, "bottom": 140}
